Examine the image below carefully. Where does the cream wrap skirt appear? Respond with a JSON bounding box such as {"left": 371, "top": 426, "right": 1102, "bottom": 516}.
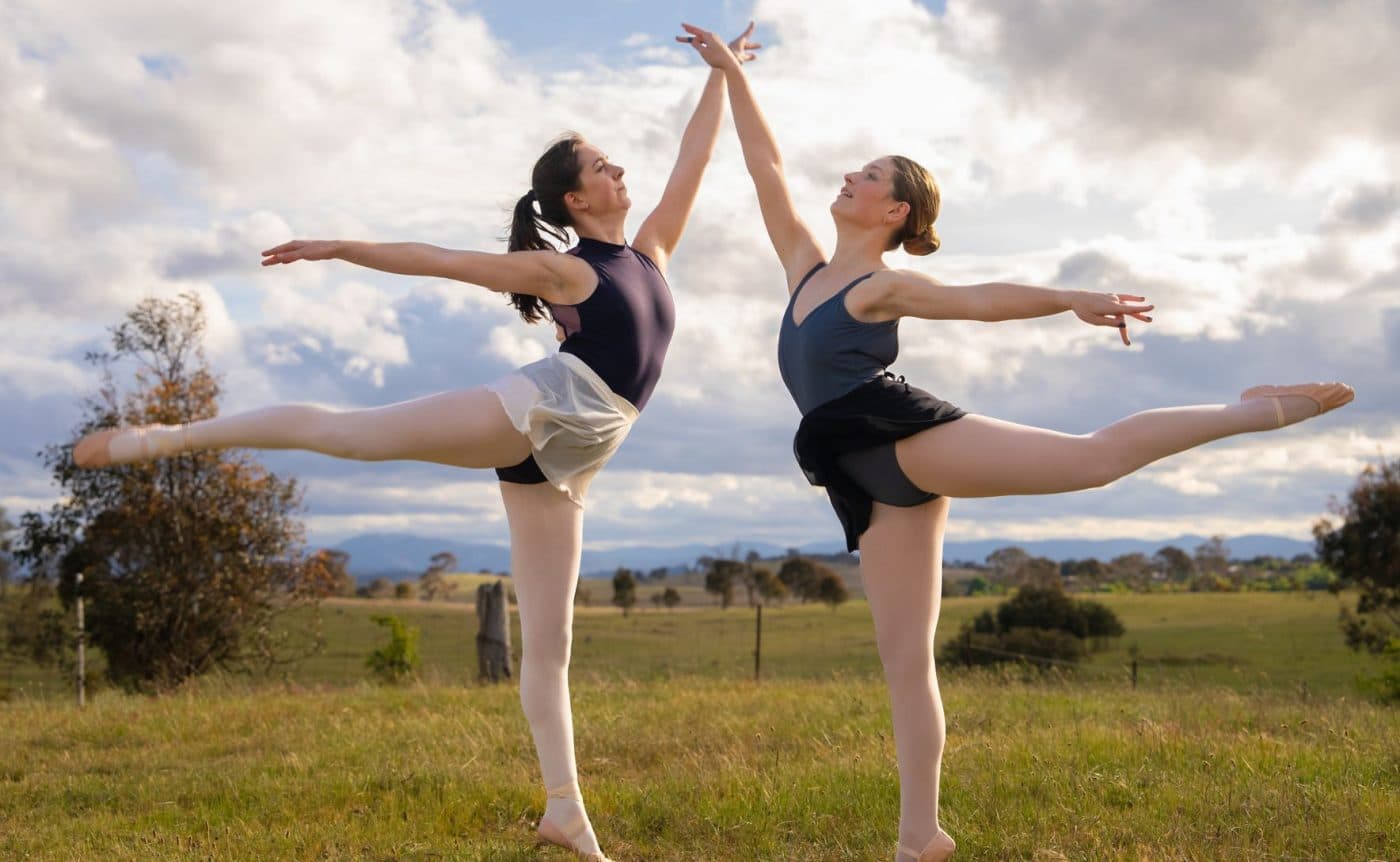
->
{"left": 487, "top": 351, "right": 639, "bottom": 505}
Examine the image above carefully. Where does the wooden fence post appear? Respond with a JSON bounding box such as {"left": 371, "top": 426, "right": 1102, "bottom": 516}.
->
{"left": 753, "top": 605, "right": 762, "bottom": 682}
{"left": 76, "top": 572, "right": 86, "bottom": 708}
{"left": 476, "top": 580, "right": 513, "bottom": 683}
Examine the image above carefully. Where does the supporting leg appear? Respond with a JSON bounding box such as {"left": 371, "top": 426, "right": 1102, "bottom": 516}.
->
{"left": 860, "top": 497, "right": 956, "bottom": 862}
{"left": 498, "top": 480, "right": 610, "bottom": 861}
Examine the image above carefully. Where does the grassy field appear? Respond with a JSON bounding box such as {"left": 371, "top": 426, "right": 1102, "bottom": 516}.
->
{"left": 4, "top": 591, "right": 1391, "bottom": 699}
{"left": 1, "top": 675, "right": 1394, "bottom": 861}
{"left": 3, "top": 590, "right": 1397, "bottom": 860}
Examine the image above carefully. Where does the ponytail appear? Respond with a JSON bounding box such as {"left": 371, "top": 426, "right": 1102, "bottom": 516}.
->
{"left": 505, "top": 134, "right": 586, "bottom": 324}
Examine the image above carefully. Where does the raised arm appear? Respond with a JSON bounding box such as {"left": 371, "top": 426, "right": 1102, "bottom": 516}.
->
{"left": 633, "top": 24, "right": 762, "bottom": 270}
{"left": 260, "top": 240, "right": 593, "bottom": 303}
{"left": 679, "top": 23, "right": 824, "bottom": 287}
{"left": 866, "top": 269, "right": 1155, "bottom": 345}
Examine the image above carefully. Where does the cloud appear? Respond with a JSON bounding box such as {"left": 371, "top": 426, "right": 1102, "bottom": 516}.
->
{"left": 1, "top": 0, "right": 1395, "bottom": 552}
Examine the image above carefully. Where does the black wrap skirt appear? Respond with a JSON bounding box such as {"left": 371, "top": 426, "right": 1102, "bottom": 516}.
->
{"left": 793, "top": 372, "right": 966, "bottom": 552}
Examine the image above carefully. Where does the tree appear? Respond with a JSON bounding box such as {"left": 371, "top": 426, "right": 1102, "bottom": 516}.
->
{"left": 740, "top": 550, "right": 763, "bottom": 607}
{"left": 777, "top": 556, "right": 826, "bottom": 602}
{"left": 1109, "top": 553, "right": 1154, "bottom": 592}
{"left": 1022, "top": 556, "right": 1062, "bottom": 590}
{"left": 1314, "top": 459, "right": 1400, "bottom": 663}
{"left": 661, "top": 586, "right": 682, "bottom": 610}
{"left": 1194, "top": 536, "right": 1231, "bottom": 578}
{"left": 647, "top": 566, "right": 668, "bottom": 584}
{"left": 612, "top": 568, "right": 637, "bottom": 616}
{"left": 0, "top": 506, "right": 14, "bottom": 598}
{"left": 364, "top": 577, "right": 395, "bottom": 599}
{"left": 1062, "top": 558, "right": 1108, "bottom": 591}
{"left": 753, "top": 567, "right": 787, "bottom": 605}
{"left": 15, "top": 294, "right": 331, "bottom": 694}
{"left": 429, "top": 551, "right": 458, "bottom": 574}
{"left": 964, "top": 575, "right": 993, "bottom": 597}
{"left": 3, "top": 581, "right": 73, "bottom": 674}
{"left": 419, "top": 552, "right": 459, "bottom": 602}
{"left": 704, "top": 559, "right": 742, "bottom": 609}
{"left": 815, "top": 571, "right": 849, "bottom": 610}
{"left": 310, "top": 549, "right": 357, "bottom": 597}
{"left": 1153, "top": 545, "right": 1195, "bottom": 584}
{"left": 394, "top": 582, "right": 415, "bottom": 599}
{"left": 986, "top": 546, "right": 1031, "bottom": 582}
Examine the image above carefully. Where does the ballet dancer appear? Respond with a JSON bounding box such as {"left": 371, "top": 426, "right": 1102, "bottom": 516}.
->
{"left": 73, "top": 24, "right": 763, "bottom": 862}
{"left": 677, "top": 22, "right": 1353, "bottom": 862}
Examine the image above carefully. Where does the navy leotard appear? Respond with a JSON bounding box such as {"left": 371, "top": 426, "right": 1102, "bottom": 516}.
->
{"left": 497, "top": 236, "right": 675, "bottom": 484}
{"left": 777, "top": 262, "right": 965, "bottom": 550}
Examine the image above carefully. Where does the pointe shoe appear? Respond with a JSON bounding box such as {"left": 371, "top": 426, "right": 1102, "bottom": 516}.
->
{"left": 899, "top": 829, "right": 956, "bottom": 862}
{"left": 73, "top": 428, "right": 125, "bottom": 468}
{"left": 536, "top": 783, "right": 614, "bottom": 862}
{"left": 1241, "top": 382, "right": 1355, "bottom": 428}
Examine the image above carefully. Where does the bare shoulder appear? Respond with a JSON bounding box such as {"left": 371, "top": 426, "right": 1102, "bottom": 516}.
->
{"left": 848, "top": 268, "right": 944, "bottom": 322}
{"left": 534, "top": 250, "right": 598, "bottom": 304}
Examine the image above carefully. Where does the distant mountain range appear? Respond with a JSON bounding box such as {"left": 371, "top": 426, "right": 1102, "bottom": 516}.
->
{"left": 329, "top": 531, "right": 1315, "bottom": 579}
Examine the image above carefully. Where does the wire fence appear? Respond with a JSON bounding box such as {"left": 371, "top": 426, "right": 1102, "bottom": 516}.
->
{"left": 3, "top": 585, "right": 1332, "bottom": 705}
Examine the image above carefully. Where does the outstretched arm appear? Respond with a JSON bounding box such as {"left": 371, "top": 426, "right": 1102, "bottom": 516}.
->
{"left": 868, "top": 270, "right": 1155, "bottom": 345}
{"left": 679, "top": 23, "right": 824, "bottom": 288}
{"left": 633, "top": 24, "right": 761, "bottom": 270}
{"left": 260, "top": 240, "right": 593, "bottom": 303}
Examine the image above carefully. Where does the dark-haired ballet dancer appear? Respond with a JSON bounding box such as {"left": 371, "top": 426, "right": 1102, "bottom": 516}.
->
{"left": 678, "top": 22, "right": 1353, "bottom": 862}
{"left": 73, "top": 25, "right": 763, "bottom": 862}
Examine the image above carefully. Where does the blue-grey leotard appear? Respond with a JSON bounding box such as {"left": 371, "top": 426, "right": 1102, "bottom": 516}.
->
{"left": 778, "top": 262, "right": 897, "bottom": 415}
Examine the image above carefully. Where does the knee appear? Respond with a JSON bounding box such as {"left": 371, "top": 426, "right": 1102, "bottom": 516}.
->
{"left": 877, "top": 636, "right": 936, "bottom": 684}
{"left": 521, "top": 626, "right": 572, "bottom": 667}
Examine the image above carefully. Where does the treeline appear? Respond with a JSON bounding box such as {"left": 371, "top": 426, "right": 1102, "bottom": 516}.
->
{"left": 605, "top": 552, "right": 850, "bottom": 615}
{"left": 957, "top": 537, "right": 1336, "bottom": 596}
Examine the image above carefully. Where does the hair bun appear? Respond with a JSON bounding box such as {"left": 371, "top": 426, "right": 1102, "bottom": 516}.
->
{"left": 903, "top": 226, "right": 940, "bottom": 256}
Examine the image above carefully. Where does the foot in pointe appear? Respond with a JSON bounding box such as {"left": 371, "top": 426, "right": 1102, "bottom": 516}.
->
{"left": 899, "top": 829, "right": 955, "bottom": 862}
{"left": 1241, "top": 382, "right": 1354, "bottom": 428}
{"left": 536, "top": 782, "right": 613, "bottom": 862}
{"left": 72, "top": 424, "right": 186, "bottom": 468}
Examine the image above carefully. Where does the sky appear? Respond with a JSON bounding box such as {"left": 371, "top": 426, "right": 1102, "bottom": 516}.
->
{"left": 2, "top": 0, "right": 1397, "bottom": 554}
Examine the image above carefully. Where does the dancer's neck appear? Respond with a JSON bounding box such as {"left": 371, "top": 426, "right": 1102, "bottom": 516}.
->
{"left": 830, "top": 223, "right": 889, "bottom": 273}
{"left": 573, "top": 215, "right": 627, "bottom": 246}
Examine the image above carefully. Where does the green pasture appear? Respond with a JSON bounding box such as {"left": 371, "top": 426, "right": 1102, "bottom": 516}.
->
{"left": 1, "top": 674, "right": 1394, "bottom": 861}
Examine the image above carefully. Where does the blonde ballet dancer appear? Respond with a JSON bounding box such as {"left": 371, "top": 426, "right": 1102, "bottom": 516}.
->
{"left": 677, "top": 22, "right": 1353, "bottom": 862}
{"left": 73, "top": 24, "right": 762, "bottom": 862}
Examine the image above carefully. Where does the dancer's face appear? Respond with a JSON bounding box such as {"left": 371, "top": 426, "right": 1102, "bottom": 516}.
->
{"left": 831, "top": 157, "right": 910, "bottom": 233}
{"left": 567, "top": 142, "right": 630, "bottom": 217}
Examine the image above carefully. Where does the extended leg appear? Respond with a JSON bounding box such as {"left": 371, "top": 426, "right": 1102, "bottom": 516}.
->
{"left": 74, "top": 387, "right": 531, "bottom": 470}
{"left": 860, "top": 497, "right": 957, "bottom": 862}
{"left": 499, "top": 480, "right": 609, "bottom": 861}
{"left": 897, "top": 383, "right": 1352, "bottom": 498}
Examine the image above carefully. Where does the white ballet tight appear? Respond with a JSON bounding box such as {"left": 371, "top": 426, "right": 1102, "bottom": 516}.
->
{"left": 500, "top": 480, "right": 604, "bottom": 857}
{"left": 105, "top": 388, "right": 530, "bottom": 470}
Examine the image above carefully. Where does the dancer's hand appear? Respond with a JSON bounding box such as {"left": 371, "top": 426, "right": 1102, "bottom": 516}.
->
{"left": 1070, "top": 292, "right": 1154, "bottom": 346}
{"left": 261, "top": 240, "right": 341, "bottom": 266}
{"left": 677, "top": 21, "right": 761, "bottom": 69}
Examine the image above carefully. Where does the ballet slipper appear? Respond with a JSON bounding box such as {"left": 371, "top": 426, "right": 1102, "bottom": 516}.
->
{"left": 72, "top": 424, "right": 193, "bottom": 468}
{"left": 536, "top": 783, "right": 614, "bottom": 862}
{"left": 73, "top": 428, "right": 124, "bottom": 468}
{"left": 1240, "top": 382, "right": 1355, "bottom": 428}
{"left": 898, "top": 829, "right": 956, "bottom": 862}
